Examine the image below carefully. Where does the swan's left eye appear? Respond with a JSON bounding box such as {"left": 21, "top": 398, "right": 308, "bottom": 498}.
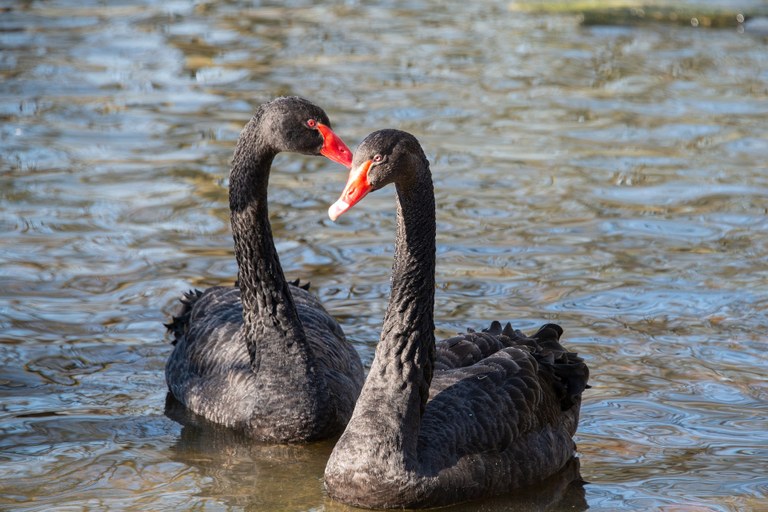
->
{"left": 372, "top": 154, "right": 383, "bottom": 163}
{"left": 306, "top": 119, "right": 317, "bottom": 128}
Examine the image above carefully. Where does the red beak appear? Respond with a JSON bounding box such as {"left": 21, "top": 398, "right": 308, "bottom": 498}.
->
{"left": 317, "top": 123, "right": 352, "bottom": 168}
{"left": 328, "top": 160, "right": 373, "bottom": 221}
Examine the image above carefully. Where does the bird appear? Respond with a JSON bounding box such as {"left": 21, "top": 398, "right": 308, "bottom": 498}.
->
{"left": 165, "top": 97, "right": 364, "bottom": 443}
{"left": 324, "top": 129, "right": 589, "bottom": 508}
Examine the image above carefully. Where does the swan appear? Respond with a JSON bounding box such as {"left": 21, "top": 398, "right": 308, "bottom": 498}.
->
{"left": 324, "top": 129, "right": 589, "bottom": 508}
{"left": 165, "top": 97, "right": 364, "bottom": 443}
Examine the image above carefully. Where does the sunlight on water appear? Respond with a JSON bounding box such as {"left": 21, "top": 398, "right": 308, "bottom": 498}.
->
{"left": 1, "top": 1, "right": 767, "bottom": 510}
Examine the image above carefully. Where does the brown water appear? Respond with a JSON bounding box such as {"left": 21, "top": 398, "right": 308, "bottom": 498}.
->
{"left": 1, "top": 1, "right": 767, "bottom": 511}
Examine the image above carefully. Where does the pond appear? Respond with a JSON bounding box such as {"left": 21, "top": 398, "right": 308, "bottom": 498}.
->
{"left": 1, "top": 1, "right": 767, "bottom": 510}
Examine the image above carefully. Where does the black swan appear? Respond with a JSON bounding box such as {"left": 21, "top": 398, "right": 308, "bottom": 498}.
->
{"left": 165, "top": 97, "right": 364, "bottom": 443}
{"left": 324, "top": 129, "right": 590, "bottom": 508}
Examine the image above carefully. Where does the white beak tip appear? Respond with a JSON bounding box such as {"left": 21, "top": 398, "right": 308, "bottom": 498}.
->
{"left": 328, "top": 200, "right": 350, "bottom": 222}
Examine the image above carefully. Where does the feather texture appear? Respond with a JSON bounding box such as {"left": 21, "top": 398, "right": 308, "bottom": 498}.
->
{"left": 164, "top": 97, "right": 363, "bottom": 443}
{"left": 324, "top": 130, "right": 589, "bottom": 507}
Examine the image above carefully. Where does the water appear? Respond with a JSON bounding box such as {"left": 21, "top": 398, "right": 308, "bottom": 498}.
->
{"left": 1, "top": 1, "right": 767, "bottom": 510}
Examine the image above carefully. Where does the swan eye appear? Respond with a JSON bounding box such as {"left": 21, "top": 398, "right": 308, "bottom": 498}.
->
{"left": 306, "top": 119, "right": 317, "bottom": 128}
{"left": 372, "top": 154, "right": 383, "bottom": 163}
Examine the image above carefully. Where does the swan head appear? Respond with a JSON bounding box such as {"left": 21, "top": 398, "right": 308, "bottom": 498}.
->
{"left": 329, "top": 129, "right": 426, "bottom": 221}
{"left": 251, "top": 96, "right": 353, "bottom": 167}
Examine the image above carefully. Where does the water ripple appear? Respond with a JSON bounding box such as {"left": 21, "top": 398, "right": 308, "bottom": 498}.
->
{"left": 1, "top": 1, "right": 767, "bottom": 511}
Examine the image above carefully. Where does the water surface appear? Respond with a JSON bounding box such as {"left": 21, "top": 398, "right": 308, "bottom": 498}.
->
{"left": 1, "top": 1, "right": 767, "bottom": 510}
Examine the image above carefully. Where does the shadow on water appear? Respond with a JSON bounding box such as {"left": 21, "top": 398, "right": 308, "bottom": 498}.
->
{"left": 167, "top": 394, "right": 587, "bottom": 512}
{"left": 165, "top": 394, "right": 334, "bottom": 510}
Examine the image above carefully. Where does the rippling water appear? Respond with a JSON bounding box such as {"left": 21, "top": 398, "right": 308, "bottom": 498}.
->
{"left": 2, "top": 1, "right": 767, "bottom": 510}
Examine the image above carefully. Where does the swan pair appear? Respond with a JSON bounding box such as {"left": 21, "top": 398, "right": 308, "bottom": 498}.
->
{"left": 165, "top": 97, "right": 589, "bottom": 508}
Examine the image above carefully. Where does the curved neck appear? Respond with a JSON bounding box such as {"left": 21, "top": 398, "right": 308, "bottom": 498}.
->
{"left": 381, "top": 173, "right": 437, "bottom": 406}
{"left": 344, "top": 161, "right": 436, "bottom": 469}
{"left": 228, "top": 133, "right": 308, "bottom": 373}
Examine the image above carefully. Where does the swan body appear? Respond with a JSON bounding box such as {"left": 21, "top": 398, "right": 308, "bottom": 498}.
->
{"left": 165, "top": 97, "right": 364, "bottom": 443}
{"left": 324, "top": 129, "right": 589, "bottom": 508}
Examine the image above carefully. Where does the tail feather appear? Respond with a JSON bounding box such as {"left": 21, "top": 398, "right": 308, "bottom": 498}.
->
{"left": 289, "top": 278, "right": 311, "bottom": 291}
{"left": 414, "top": 318, "right": 589, "bottom": 413}
{"left": 483, "top": 320, "right": 589, "bottom": 412}
{"left": 164, "top": 289, "right": 204, "bottom": 345}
